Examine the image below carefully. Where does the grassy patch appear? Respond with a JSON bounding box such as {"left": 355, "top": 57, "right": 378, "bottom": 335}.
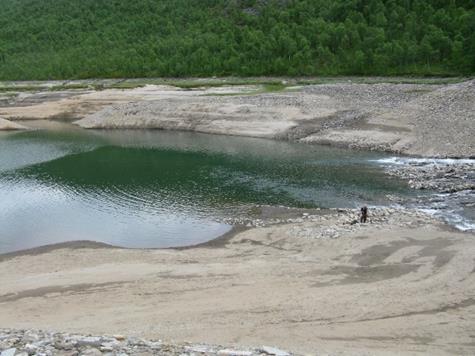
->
{"left": 0, "top": 85, "right": 47, "bottom": 92}
{"left": 262, "top": 83, "right": 287, "bottom": 92}
{"left": 0, "top": 76, "right": 472, "bottom": 94}
{"left": 403, "top": 88, "right": 433, "bottom": 94}
{"left": 48, "top": 84, "right": 91, "bottom": 91}
{"left": 202, "top": 82, "right": 289, "bottom": 97}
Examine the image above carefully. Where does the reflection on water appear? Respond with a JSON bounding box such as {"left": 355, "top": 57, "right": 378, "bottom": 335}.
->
{"left": 0, "top": 127, "right": 412, "bottom": 253}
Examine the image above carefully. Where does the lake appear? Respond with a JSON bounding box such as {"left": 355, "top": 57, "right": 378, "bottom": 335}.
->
{"left": 0, "top": 124, "right": 413, "bottom": 253}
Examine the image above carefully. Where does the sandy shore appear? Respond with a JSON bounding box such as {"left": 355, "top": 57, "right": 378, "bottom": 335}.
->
{"left": 1, "top": 79, "right": 473, "bottom": 157}
{"left": 1, "top": 209, "right": 474, "bottom": 355}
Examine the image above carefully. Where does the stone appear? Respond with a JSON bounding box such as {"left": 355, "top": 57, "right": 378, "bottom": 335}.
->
{"left": 217, "top": 349, "right": 253, "bottom": 356}
{"left": 57, "top": 341, "right": 76, "bottom": 350}
{"left": 81, "top": 348, "right": 102, "bottom": 356}
{"left": 56, "top": 352, "right": 78, "bottom": 356}
{"left": 260, "top": 346, "right": 290, "bottom": 356}
{"left": 149, "top": 341, "right": 162, "bottom": 350}
{"left": 100, "top": 341, "right": 122, "bottom": 350}
{"left": 0, "top": 349, "right": 17, "bottom": 356}
{"left": 22, "top": 331, "right": 40, "bottom": 343}
{"left": 185, "top": 345, "right": 213, "bottom": 353}
{"left": 24, "top": 343, "right": 38, "bottom": 355}
{"left": 77, "top": 337, "right": 103, "bottom": 348}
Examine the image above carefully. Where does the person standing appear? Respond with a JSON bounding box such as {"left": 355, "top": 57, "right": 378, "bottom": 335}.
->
{"left": 360, "top": 206, "right": 368, "bottom": 223}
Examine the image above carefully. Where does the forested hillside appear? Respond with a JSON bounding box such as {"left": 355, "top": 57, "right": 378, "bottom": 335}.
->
{"left": 0, "top": 0, "right": 474, "bottom": 80}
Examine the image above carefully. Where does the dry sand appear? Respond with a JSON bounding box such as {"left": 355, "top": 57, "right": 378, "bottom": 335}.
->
{"left": 1, "top": 211, "right": 475, "bottom": 355}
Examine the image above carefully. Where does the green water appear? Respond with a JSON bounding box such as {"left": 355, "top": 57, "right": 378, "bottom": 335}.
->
{"left": 0, "top": 125, "right": 412, "bottom": 253}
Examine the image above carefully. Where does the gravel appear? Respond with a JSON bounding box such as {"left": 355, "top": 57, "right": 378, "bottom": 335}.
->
{"left": 0, "top": 329, "right": 294, "bottom": 356}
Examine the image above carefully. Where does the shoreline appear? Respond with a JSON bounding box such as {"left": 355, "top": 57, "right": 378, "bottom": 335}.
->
{"left": 1, "top": 208, "right": 474, "bottom": 355}
{"left": 0, "top": 226, "right": 248, "bottom": 260}
{"left": 0, "top": 204, "right": 468, "bottom": 259}
{"left": 5, "top": 119, "right": 475, "bottom": 160}
{"left": 1, "top": 79, "right": 474, "bottom": 158}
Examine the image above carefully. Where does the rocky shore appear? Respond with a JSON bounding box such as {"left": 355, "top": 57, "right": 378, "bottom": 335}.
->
{"left": 377, "top": 158, "right": 475, "bottom": 231}
{"left": 382, "top": 158, "right": 475, "bottom": 193}
{"left": 0, "top": 329, "right": 291, "bottom": 356}
{"left": 221, "top": 206, "right": 441, "bottom": 237}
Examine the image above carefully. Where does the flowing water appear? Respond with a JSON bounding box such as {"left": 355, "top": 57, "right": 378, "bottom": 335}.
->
{"left": 0, "top": 124, "right": 415, "bottom": 253}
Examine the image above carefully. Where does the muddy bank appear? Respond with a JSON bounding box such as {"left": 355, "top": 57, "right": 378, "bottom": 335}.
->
{"left": 1, "top": 209, "right": 474, "bottom": 355}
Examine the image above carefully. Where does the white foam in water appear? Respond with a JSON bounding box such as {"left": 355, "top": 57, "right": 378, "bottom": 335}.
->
{"left": 444, "top": 214, "right": 475, "bottom": 232}
{"left": 417, "top": 208, "right": 439, "bottom": 216}
{"left": 416, "top": 208, "right": 475, "bottom": 232}
{"left": 371, "top": 157, "right": 475, "bottom": 232}
{"left": 455, "top": 221, "right": 475, "bottom": 232}
{"left": 373, "top": 157, "right": 475, "bottom": 166}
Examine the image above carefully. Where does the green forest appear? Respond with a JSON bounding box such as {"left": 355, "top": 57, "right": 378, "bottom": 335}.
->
{"left": 0, "top": 0, "right": 474, "bottom": 80}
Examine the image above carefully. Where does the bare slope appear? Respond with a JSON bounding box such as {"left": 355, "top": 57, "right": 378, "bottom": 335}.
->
{"left": 76, "top": 80, "right": 475, "bottom": 157}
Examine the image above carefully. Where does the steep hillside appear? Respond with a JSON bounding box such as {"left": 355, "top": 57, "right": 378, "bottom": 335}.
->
{"left": 0, "top": 0, "right": 474, "bottom": 79}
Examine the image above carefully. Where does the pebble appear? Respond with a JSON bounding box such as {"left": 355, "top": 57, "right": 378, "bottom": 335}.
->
{"left": 81, "top": 348, "right": 102, "bottom": 356}
{"left": 76, "top": 337, "right": 103, "bottom": 348}
{"left": 1, "top": 348, "right": 16, "bottom": 356}
{"left": 217, "top": 349, "right": 253, "bottom": 356}
{"left": 260, "top": 346, "right": 291, "bottom": 356}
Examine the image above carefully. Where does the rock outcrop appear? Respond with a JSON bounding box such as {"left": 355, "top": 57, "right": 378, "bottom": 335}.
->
{"left": 0, "top": 118, "right": 27, "bottom": 130}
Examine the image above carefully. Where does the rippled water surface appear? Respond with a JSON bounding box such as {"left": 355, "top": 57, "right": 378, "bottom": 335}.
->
{"left": 0, "top": 125, "right": 413, "bottom": 253}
